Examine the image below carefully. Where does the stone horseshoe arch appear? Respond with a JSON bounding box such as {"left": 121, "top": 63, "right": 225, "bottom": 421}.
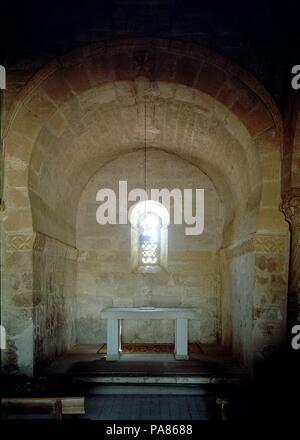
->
{"left": 2, "top": 39, "right": 288, "bottom": 375}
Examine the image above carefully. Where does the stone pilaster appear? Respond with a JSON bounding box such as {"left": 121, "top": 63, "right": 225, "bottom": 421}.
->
{"left": 281, "top": 188, "right": 300, "bottom": 330}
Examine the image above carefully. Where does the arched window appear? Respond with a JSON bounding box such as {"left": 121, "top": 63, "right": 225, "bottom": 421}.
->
{"left": 129, "top": 200, "right": 169, "bottom": 273}
{"left": 139, "top": 213, "right": 161, "bottom": 265}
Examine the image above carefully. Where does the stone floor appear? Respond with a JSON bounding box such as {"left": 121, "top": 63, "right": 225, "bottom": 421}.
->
{"left": 2, "top": 345, "right": 299, "bottom": 421}
{"left": 76, "top": 384, "right": 255, "bottom": 420}
{"left": 1, "top": 384, "right": 259, "bottom": 420}
{"left": 76, "top": 393, "right": 215, "bottom": 420}
{"left": 0, "top": 345, "right": 258, "bottom": 420}
{"left": 41, "top": 344, "right": 246, "bottom": 384}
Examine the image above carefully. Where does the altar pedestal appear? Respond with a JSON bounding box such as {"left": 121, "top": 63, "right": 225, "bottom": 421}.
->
{"left": 101, "top": 307, "right": 196, "bottom": 361}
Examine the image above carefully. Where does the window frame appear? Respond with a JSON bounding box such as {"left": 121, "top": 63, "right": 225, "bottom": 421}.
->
{"left": 129, "top": 200, "right": 169, "bottom": 273}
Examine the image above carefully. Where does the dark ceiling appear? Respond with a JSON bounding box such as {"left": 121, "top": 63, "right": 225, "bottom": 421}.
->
{"left": 1, "top": 0, "right": 299, "bottom": 108}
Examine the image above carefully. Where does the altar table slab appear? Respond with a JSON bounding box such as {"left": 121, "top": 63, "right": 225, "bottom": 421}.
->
{"left": 101, "top": 307, "right": 196, "bottom": 361}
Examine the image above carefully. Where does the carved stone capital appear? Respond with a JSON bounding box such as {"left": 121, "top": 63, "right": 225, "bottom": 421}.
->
{"left": 281, "top": 188, "right": 300, "bottom": 226}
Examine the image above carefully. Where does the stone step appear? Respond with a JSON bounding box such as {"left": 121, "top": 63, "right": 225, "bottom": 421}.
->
{"left": 70, "top": 375, "right": 247, "bottom": 385}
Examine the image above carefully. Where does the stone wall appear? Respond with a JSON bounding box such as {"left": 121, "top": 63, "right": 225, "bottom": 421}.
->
{"left": 32, "top": 233, "right": 77, "bottom": 369}
{"left": 252, "top": 235, "right": 289, "bottom": 355}
{"left": 1, "top": 233, "right": 35, "bottom": 375}
{"left": 230, "top": 248, "right": 255, "bottom": 367}
{"left": 76, "top": 149, "right": 224, "bottom": 344}
{"left": 221, "top": 234, "right": 289, "bottom": 367}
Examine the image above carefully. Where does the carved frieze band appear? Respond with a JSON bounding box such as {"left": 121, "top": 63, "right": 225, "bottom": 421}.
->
{"left": 33, "top": 232, "right": 46, "bottom": 252}
{"left": 224, "top": 234, "right": 288, "bottom": 259}
{"left": 33, "top": 232, "right": 78, "bottom": 260}
{"left": 7, "top": 232, "right": 78, "bottom": 260}
{"left": 7, "top": 234, "right": 35, "bottom": 251}
{"left": 254, "top": 235, "right": 288, "bottom": 254}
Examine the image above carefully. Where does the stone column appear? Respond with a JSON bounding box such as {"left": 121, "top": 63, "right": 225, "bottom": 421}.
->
{"left": 281, "top": 189, "right": 300, "bottom": 332}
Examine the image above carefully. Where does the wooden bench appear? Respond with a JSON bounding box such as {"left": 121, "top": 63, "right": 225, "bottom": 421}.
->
{"left": 1, "top": 397, "right": 85, "bottom": 420}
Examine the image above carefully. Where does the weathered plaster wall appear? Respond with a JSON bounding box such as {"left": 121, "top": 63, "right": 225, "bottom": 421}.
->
{"left": 76, "top": 149, "right": 224, "bottom": 344}
{"left": 230, "top": 250, "right": 255, "bottom": 367}
{"left": 1, "top": 234, "right": 35, "bottom": 375}
{"left": 221, "top": 233, "right": 289, "bottom": 367}
{"left": 33, "top": 233, "right": 77, "bottom": 369}
{"left": 252, "top": 236, "right": 289, "bottom": 355}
